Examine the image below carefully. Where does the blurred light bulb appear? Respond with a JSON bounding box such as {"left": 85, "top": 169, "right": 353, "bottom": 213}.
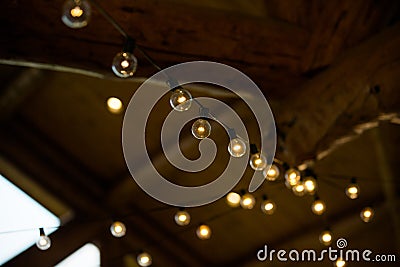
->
{"left": 226, "top": 192, "right": 241, "bottom": 208}
{"left": 319, "top": 230, "right": 333, "bottom": 246}
{"left": 196, "top": 224, "right": 211, "bottom": 240}
{"left": 311, "top": 199, "right": 326, "bottom": 215}
{"left": 360, "top": 207, "right": 374, "bottom": 222}
{"left": 174, "top": 210, "right": 190, "bottom": 226}
{"left": 191, "top": 119, "right": 211, "bottom": 139}
{"left": 263, "top": 164, "right": 280, "bottom": 181}
{"left": 249, "top": 153, "right": 267, "bottom": 171}
{"left": 335, "top": 258, "right": 346, "bottom": 267}
{"left": 346, "top": 183, "right": 360, "bottom": 199}
{"left": 106, "top": 97, "right": 123, "bottom": 114}
{"left": 228, "top": 138, "right": 246, "bottom": 157}
{"left": 285, "top": 168, "right": 301, "bottom": 187}
{"left": 112, "top": 52, "right": 138, "bottom": 78}
{"left": 304, "top": 176, "right": 317, "bottom": 194}
{"left": 261, "top": 200, "right": 276, "bottom": 215}
{"left": 169, "top": 88, "right": 192, "bottom": 111}
{"left": 61, "top": 0, "right": 91, "bottom": 28}
{"left": 36, "top": 234, "right": 51, "bottom": 250}
{"left": 240, "top": 193, "right": 255, "bottom": 209}
{"left": 137, "top": 252, "right": 152, "bottom": 267}
{"left": 110, "top": 221, "right": 126, "bottom": 237}
{"left": 292, "top": 182, "right": 306, "bottom": 196}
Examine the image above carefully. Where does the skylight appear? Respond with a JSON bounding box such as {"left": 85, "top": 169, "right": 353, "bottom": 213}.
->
{"left": 0, "top": 174, "right": 60, "bottom": 265}
{"left": 55, "top": 243, "right": 100, "bottom": 267}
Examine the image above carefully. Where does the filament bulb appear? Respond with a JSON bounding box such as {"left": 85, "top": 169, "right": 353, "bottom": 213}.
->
{"left": 292, "top": 182, "right": 306, "bottom": 196}
{"left": 110, "top": 221, "right": 126, "bottom": 237}
{"left": 360, "top": 207, "right": 374, "bottom": 222}
{"left": 196, "top": 224, "right": 211, "bottom": 240}
{"left": 240, "top": 193, "right": 255, "bottom": 209}
{"left": 174, "top": 210, "right": 190, "bottom": 226}
{"left": 137, "top": 252, "right": 152, "bottom": 267}
{"left": 249, "top": 153, "right": 267, "bottom": 171}
{"left": 311, "top": 199, "right": 326, "bottom": 215}
{"left": 169, "top": 88, "right": 192, "bottom": 111}
{"left": 319, "top": 230, "right": 333, "bottom": 246}
{"left": 335, "top": 258, "right": 346, "bottom": 267}
{"left": 61, "top": 0, "right": 91, "bottom": 28}
{"left": 191, "top": 119, "right": 211, "bottom": 139}
{"left": 263, "top": 164, "right": 280, "bottom": 181}
{"left": 228, "top": 137, "right": 246, "bottom": 157}
{"left": 261, "top": 199, "right": 276, "bottom": 215}
{"left": 345, "top": 181, "right": 360, "bottom": 199}
{"left": 36, "top": 231, "right": 51, "bottom": 250}
{"left": 285, "top": 168, "right": 301, "bottom": 187}
{"left": 112, "top": 52, "right": 138, "bottom": 78}
{"left": 304, "top": 176, "right": 317, "bottom": 194}
{"left": 226, "top": 192, "right": 241, "bottom": 208}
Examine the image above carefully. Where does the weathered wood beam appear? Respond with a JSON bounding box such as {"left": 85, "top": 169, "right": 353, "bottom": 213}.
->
{"left": 278, "top": 22, "right": 400, "bottom": 164}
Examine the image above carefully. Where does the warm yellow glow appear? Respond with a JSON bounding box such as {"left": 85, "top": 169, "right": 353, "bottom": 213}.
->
{"left": 265, "top": 203, "right": 274, "bottom": 210}
{"left": 312, "top": 200, "right": 326, "bottom": 215}
{"left": 137, "top": 252, "right": 152, "bottom": 267}
{"left": 226, "top": 192, "right": 241, "bottom": 207}
{"left": 285, "top": 168, "right": 300, "bottom": 187}
{"left": 110, "top": 221, "right": 126, "bottom": 237}
{"left": 70, "top": 6, "right": 83, "bottom": 17}
{"left": 120, "top": 59, "right": 130, "bottom": 68}
{"left": 261, "top": 199, "right": 276, "bottom": 215}
{"left": 177, "top": 96, "right": 187, "bottom": 103}
{"left": 174, "top": 210, "right": 190, "bottom": 226}
{"left": 346, "top": 183, "right": 360, "bottom": 199}
{"left": 107, "top": 97, "right": 123, "bottom": 114}
{"left": 140, "top": 256, "right": 149, "bottom": 264}
{"left": 264, "top": 164, "right": 280, "bottom": 181}
{"left": 39, "top": 238, "right": 48, "bottom": 246}
{"left": 304, "top": 177, "right": 316, "bottom": 193}
{"left": 233, "top": 144, "right": 242, "bottom": 151}
{"left": 254, "top": 158, "right": 262, "bottom": 165}
{"left": 196, "top": 224, "right": 211, "bottom": 240}
{"left": 294, "top": 183, "right": 304, "bottom": 192}
{"left": 347, "top": 186, "right": 358, "bottom": 194}
{"left": 240, "top": 193, "right": 255, "bottom": 209}
{"left": 360, "top": 207, "right": 374, "bottom": 222}
{"left": 114, "top": 225, "right": 122, "bottom": 233}
{"left": 322, "top": 233, "right": 331, "bottom": 242}
{"left": 197, "top": 126, "right": 205, "bottom": 133}
{"left": 289, "top": 172, "right": 297, "bottom": 180}
{"left": 178, "top": 214, "right": 187, "bottom": 222}
{"left": 335, "top": 258, "right": 346, "bottom": 267}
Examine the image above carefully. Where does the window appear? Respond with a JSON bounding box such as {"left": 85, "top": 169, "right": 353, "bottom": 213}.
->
{"left": 0, "top": 174, "right": 60, "bottom": 265}
{"left": 55, "top": 243, "right": 100, "bottom": 267}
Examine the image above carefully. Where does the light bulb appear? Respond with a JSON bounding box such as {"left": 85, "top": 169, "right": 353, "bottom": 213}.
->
{"left": 261, "top": 200, "right": 276, "bottom": 215}
{"left": 304, "top": 176, "right": 317, "bottom": 194}
{"left": 36, "top": 234, "right": 51, "bottom": 250}
{"left": 285, "top": 168, "right": 301, "bottom": 187}
{"left": 311, "top": 199, "right": 326, "bottom": 215}
{"left": 360, "top": 207, "right": 374, "bottom": 222}
{"left": 61, "top": 0, "right": 91, "bottom": 28}
{"left": 110, "top": 221, "right": 126, "bottom": 237}
{"left": 345, "top": 183, "right": 360, "bottom": 199}
{"left": 169, "top": 88, "right": 192, "bottom": 111}
{"left": 228, "top": 138, "right": 246, "bottom": 157}
{"left": 196, "top": 224, "right": 211, "bottom": 240}
{"left": 249, "top": 153, "right": 267, "bottom": 171}
{"left": 263, "top": 164, "right": 280, "bottom": 181}
{"left": 292, "top": 182, "right": 306, "bottom": 196}
{"left": 137, "top": 252, "right": 152, "bottom": 267}
{"left": 174, "top": 210, "right": 190, "bottom": 226}
{"left": 335, "top": 258, "right": 346, "bottom": 267}
{"left": 106, "top": 97, "right": 123, "bottom": 114}
{"left": 112, "top": 52, "right": 138, "bottom": 78}
{"left": 240, "top": 193, "right": 255, "bottom": 209}
{"left": 319, "top": 230, "right": 333, "bottom": 246}
{"left": 226, "top": 192, "right": 241, "bottom": 208}
{"left": 191, "top": 119, "right": 211, "bottom": 139}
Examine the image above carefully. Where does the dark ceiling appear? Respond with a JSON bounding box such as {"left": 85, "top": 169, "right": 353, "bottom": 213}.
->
{"left": 0, "top": 0, "right": 400, "bottom": 266}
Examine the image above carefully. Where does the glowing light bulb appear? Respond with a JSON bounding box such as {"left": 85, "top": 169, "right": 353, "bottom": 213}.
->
{"left": 62, "top": 0, "right": 91, "bottom": 28}
{"left": 304, "top": 176, "right": 317, "bottom": 194}
{"left": 196, "top": 224, "right": 211, "bottom": 240}
{"left": 311, "top": 199, "right": 326, "bottom": 215}
{"left": 360, "top": 207, "right": 374, "bottom": 222}
{"left": 319, "top": 230, "right": 333, "bottom": 246}
{"left": 335, "top": 258, "right": 346, "bottom": 267}
{"left": 240, "top": 193, "right": 255, "bottom": 209}
{"left": 174, "top": 210, "right": 190, "bottom": 226}
{"left": 191, "top": 119, "right": 211, "bottom": 139}
{"left": 292, "top": 182, "right": 306, "bottom": 196}
{"left": 228, "top": 138, "right": 246, "bottom": 157}
{"left": 285, "top": 168, "right": 301, "bottom": 187}
{"left": 110, "top": 221, "right": 126, "bottom": 237}
{"left": 137, "top": 252, "right": 152, "bottom": 267}
{"left": 249, "top": 153, "right": 267, "bottom": 171}
{"left": 345, "top": 182, "right": 360, "bottom": 199}
{"left": 36, "top": 228, "right": 51, "bottom": 250}
{"left": 112, "top": 52, "right": 138, "bottom": 78}
{"left": 263, "top": 164, "right": 280, "bottom": 181}
{"left": 226, "top": 192, "right": 241, "bottom": 208}
{"left": 169, "top": 88, "right": 192, "bottom": 111}
{"left": 261, "top": 200, "right": 276, "bottom": 215}
{"left": 106, "top": 97, "right": 123, "bottom": 114}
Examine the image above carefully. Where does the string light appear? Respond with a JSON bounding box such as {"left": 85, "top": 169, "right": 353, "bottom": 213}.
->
{"left": 226, "top": 192, "right": 241, "bottom": 208}
{"left": 335, "top": 258, "right": 346, "bottom": 267}
{"left": 112, "top": 38, "right": 138, "bottom": 78}
{"left": 345, "top": 178, "right": 360, "bottom": 199}
{"left": 261, "top": 196, "right": 276, "bottom": 215}
{"left": 292, "top": 181, "right": 306, "bottom": 196}
{"left": 249, "top": 144, "right": 267, "bottom": 171}
{"left": 360, "top": 207, "right": 374, "bottom": 222}
{"left": 263, "top": 164, "right": 280, "bottom": 181}
{"left": 36, "top": 228, "right": 51, "bottom": 250}
{"left": 169, "top": 88, "right": 192, "bottom": 111}
{"left": 240, "top": 192, "right": 256, "bottom": 209}
{"left": 61, "top": 0, "right": 91, "bottom": 28}
{"left": 192, "top": 118, "right": 211, "bottom": 139}
{"left": 174, "top": 209, "right": 191, "bottom": 226}
{"left": 311, "top": 197, "right": 326, "bottom": 215}
{"left": 106, "top": 97, "right": 123, "bottom": 114}
{"left": 196, "top": 224, "right": 211, "bottom": 240}
{"left": 137, "top": 252, "right": 152, "bottom": 267}
{"left": 284, "top": 168, "right": 301, "bottom": 188}
{"left": 110, "top": 221, "right": 126, "bottom": 237}
{"left": 304, "top": 176, "right": 317, "bottom": 195}
{"left": 319, "top": 230, "right": 333, "bottom": 246}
